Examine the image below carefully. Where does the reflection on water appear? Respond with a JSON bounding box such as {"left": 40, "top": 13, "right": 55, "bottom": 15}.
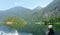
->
{"left": 19, "top": 32, "right": 33, "bottom": 35}
{"left": 0, "top": 30, "right": 18, "bottom": 35}
{"left": 0, "top": 24, "right": 33, "bottom": 35}
{"left": 0, "top": 24, "right": 19, "bottom": 35}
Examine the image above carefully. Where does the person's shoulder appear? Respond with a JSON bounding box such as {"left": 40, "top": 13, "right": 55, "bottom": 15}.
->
{"left": 46, "top": 31, "right": 49, "bottom": 35}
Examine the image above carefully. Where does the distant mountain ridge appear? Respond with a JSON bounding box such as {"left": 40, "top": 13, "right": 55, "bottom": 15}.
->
{"left": 0, "top": 7, "right": 34, "bottom": 21}
{"left": 28, "top": 0, "right": 60, "bottom": 22}
{"left": 0, "top": 0, "right": 60, "bottom": 23}
{"left": 32, "top": 6, "right": 43, "bottom": 13}
{"left": 33, "top": 6, "right": 42, "bottom": 10}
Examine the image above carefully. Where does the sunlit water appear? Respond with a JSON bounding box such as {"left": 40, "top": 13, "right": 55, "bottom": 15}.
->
{"left": 0, "top": 30, "right": 18, "bottom": 35}
{"left": 0, "top": 24, "right": 33, "bottom": 35}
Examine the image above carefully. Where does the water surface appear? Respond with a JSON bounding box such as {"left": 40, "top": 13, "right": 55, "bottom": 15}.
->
{"left": 0, "top": 24, "right": 33, "bottom": 35}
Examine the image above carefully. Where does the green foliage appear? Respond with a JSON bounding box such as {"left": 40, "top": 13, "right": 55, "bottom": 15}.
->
{"left": 42, "top": 16, "right": 60, "bottom": 35}
{"left": 43, "top": 16, "right": 60, "bottom": 25}
{"left": 3, "top": 16, "right": 26, "bottom": 29}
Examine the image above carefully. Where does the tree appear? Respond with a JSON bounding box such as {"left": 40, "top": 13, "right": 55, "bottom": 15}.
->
{"left": 3, "top": 16, "right": 26, "bottom": 29}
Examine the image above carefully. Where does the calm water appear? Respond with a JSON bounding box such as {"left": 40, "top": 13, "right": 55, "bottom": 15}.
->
{"left": 0, "top": 24, "right": 33, "bottom": 35}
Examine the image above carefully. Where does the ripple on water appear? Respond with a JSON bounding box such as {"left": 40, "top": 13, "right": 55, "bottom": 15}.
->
{"left": 0, "top": 24, "right": 33, "bottom": 35}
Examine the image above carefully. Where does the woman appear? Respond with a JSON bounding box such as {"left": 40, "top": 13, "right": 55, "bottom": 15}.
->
{"left": 46, "top": 25, "right": 55, "bottom": 35}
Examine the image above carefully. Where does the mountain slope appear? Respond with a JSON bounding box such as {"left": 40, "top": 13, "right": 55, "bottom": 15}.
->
{"left": 29, "top": 0, "right": 60, "bottom": 22}
{"left": 33, "top": 6, "right": 42, "bottom": 11}
{"left": 0, "top": 7, "right": 33, "bottom": 21}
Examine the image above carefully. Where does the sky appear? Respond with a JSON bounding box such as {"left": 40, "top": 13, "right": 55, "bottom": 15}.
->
{"left": 0, "top": 0, "right": 53, "bottom": 11}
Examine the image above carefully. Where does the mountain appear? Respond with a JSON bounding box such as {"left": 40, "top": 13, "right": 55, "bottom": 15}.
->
{"left": 42, "top": 0, "right": 60, "bottom": 17}
{"left": 29, "top": 0, "right": 60, "bottom": 22}
{"left": 0, "top": 7, "right": 33, "bottom": 21}
{"left": 33, "top": 6, "right": 42, "bottom": 10}
{"left": 0, "top": 0, "right": 60, "bottom": 23}
{"left": 33, "top": 6, "right": 43, "bottom": 12}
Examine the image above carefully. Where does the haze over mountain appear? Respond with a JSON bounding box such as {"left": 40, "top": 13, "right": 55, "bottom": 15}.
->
{"left": 33, "top": 6, "right": 43, "bottom": 12}
{"left": 33, "top": 6, "right": 42, "bottom": 10}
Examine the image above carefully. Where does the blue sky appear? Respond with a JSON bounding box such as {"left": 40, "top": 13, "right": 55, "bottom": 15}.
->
{"left": 0, "top": 0, "right": 53, "bottom": 11}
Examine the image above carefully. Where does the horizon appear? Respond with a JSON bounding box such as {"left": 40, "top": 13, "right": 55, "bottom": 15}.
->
{"left": 0, "top": 0, "right": 53, "bottom": 11}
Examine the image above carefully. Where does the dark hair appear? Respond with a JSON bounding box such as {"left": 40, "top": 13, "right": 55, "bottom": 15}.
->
{"left": 49, "top": 28, "right": 53, "bottom": 31}
{"left": 48, "top": 28, "right": 55, "bottom": 35}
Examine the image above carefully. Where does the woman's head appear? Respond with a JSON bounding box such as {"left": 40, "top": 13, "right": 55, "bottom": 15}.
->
{"left": 48, "top": 25, "right": 53, "bottom": 31}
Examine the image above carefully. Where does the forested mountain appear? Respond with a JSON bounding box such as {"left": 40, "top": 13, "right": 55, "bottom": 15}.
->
{"left": 0, "top": 7, "right": 34, "bottom": 21}
{"left": 29, "top": 0, "right": 60, "bottom": 22}
{"left": 33, "top": 6, "right": 42, "bottom": 12}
